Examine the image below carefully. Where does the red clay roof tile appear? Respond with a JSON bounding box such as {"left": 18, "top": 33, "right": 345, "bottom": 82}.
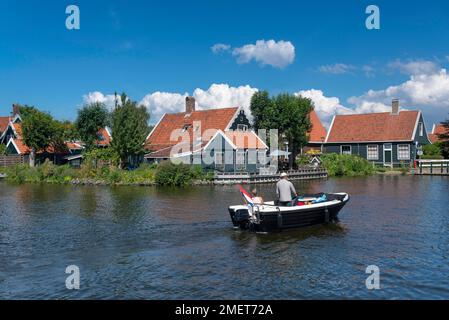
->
{"left": 146, "top": 107, "right": 238, "bottom": 152}
{"left": 326, "top": 111, "right": 420, "bottom": 143}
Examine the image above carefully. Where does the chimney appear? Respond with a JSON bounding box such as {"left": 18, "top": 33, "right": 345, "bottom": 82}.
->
{"left": 391, "top": 99, "right": 399, "bottom": 115}
{"left": 12, "top": 104, "right": 20, "bottom": 116}
{"left": 186, "top": 96, "right": 195, "bottom": 114}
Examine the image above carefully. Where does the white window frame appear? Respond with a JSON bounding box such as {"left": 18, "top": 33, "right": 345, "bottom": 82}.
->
{"left": 397, "top": 144, "right": 410, "bottom": 161}
{"left": 256, "top": 150, "right": 267, "bottom": 168}
{"left": 237, "top": 124, "right": 248, "bottom": 131}
{"left": 419, "top": 122, "right": 424, "bottom": 137}
{"left": 214, "top": 151, "right": 224, "bottom": 170}
{"left": 236, "top": 150, "right": 246, "bottom": 171}
{"left": 366, "top": 145, "right": 379, "bottom": 160}
{"left": 340, "top": 145, "right": 352, "bottom": 155}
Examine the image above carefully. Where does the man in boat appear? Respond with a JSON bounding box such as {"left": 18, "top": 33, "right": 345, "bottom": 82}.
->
{"left": 276, "top": 172, "right": 297, "bottom": 206}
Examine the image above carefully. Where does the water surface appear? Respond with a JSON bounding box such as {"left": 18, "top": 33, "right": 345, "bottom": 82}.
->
{"left": 0, "top": 175, "right": 448, "bottom": 299}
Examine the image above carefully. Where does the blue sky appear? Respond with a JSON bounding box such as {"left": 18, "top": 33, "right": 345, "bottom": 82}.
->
{"left": 1, "top": 0, "right": 448, "bottom": 127}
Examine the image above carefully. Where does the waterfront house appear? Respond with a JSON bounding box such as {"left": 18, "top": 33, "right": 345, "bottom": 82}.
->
{"left": 428, "top": 123, "right": 448, "bottom": 143}
{"left": 324, "top": 99, "right": 431, "bottom": 167}
{"left": 144, "top": 96, "right": 268, "bottom": 173}
{"left": 1, "top": 120, "right": 84, "bottom": 164}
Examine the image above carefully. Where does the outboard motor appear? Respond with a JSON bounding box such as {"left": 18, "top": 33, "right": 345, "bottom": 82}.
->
{"left": 228, "top": 206, "right": 251, "bottom": 229}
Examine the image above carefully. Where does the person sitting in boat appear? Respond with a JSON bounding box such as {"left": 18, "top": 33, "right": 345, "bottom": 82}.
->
{"left": 276, "top": 172, "right": 297, "bottom": 206}
{"left": 251, "top": 189, "right": 264, "bottom": 205}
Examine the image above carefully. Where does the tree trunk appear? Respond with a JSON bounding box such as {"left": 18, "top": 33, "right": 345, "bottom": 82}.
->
{"left": 29, "top": 148, "right": 36, "bottom": 167}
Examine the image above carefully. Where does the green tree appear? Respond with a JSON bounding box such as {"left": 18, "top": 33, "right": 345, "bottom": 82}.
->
{"left": 250, "top": 91, "right": 278, "bottom": 131}
{"left": 111, "top": 93, "right": 150, "bottom": 168}
{"left": 250, "top": 92, "right": 313, "bottom": 169}
{"left": 21, "top": 109, "right": 61, "bottom": 167}
{"left": 17, "top": 104, "right": 37, "bottom": 118}
{"left": 274, "top": 93, "right": 313, "bottom": 168}
{"left": 75, "top": 102, "right": 109, "bottom": 150}
{"left": 439, "top": 116, "right": 449, "bottom": 158}
{"left": 59, "top": 120, "right": 79, "bottom": 142}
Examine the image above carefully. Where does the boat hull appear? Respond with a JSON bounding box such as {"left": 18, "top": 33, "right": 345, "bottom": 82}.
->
{"left": 229, "top": 193, "right": 349, "bottom": 232}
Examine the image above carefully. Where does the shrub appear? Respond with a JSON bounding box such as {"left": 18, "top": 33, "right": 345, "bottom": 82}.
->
{"left": 321, "top": 153, "right": 374, "bottom": 177}
{"left": 0, "top": 144, "right": 6, "bottom": 155}
{"left": 422, "top": 143, "right": 443, "bottom": 159}
{"left": 5, "top": 164, "right": 28, "bottom": 183}
{"left": 154, "top": 161, "right": 194, "bottom": 186}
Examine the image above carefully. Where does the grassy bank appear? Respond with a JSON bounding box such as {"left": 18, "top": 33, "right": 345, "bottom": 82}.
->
{"left": 0, "top": 160, "right": 214, "bottom": 187}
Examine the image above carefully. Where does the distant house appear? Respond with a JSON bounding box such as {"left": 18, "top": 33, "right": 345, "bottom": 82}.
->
{"left": 144, "top": 96, "right": 267, "bottom": 173}
{"left": 95, "top": 127, "right": 112, "bottom": 147}
{"left": 324, "top": 99, "right": 431, "bottom": 167}
{"left": 0, "top": 104, "right": 86, "bottom": 165}
{"left": 1, "top": 120, "right": 83, "bottom": 164}
{"left": 428, "top": 123, "right": 448, "bottom": 143}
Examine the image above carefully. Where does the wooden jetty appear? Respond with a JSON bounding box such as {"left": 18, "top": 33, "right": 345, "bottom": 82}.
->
{"left": 214, "top": 167, "right": 328, "bottom": 185}
{"left": 413, "top": 160, "right": 449, "bottom": 176}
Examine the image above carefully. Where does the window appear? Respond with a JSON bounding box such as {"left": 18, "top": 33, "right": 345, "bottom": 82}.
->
{"left": 341, "top": 145, "right": 351, "bottom": 155}
{"left": 397, "top": 144, "right": 410, "bottom": 160}
{"left": 237, "top": 124, "right": 248, "bottom": 131}
{"left": 257, "top": 151, "right": 267, "bottom": 168}
{"left": 419, "top": 122, "right": 424, "bottom": 137}
{"left": 236, "top": 151, "right": 246, "bottom": 170}
{"left": 215, "top": 152, "right": 224, "bottom": 169}
{"left": 367, "top": 145, "right": 379, "bottom": 160}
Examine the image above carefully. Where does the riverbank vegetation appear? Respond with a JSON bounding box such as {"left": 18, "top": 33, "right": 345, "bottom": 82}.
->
{"left": 320, "top": 154, "right": 375, "bottom": 177}
{"left": 0, "top": 160, "right": 213, "bottom": 186}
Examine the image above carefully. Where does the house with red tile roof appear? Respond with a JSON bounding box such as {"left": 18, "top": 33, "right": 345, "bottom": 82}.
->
{"left": 0, "top": 105, "right": 86, "bottom": 165}
{"left": 428, "top": 123, "right": 449, "bottom": 143}
{"left": 324, "top": 99, "right": 431, "bottom": 167}
{"left": 144, "top": 96, "right": 268, "bottom": 173}
{"left": 303, "top": 109, "right": 328, "bottom": 154}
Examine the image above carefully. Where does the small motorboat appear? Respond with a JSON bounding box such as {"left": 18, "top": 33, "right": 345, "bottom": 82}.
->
{"left": 229, "top": 192, "right": 350, "bottom": 232}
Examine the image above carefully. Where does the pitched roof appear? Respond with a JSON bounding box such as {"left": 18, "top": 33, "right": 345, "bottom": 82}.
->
{"left": 429, "top": 123, "right": 449, "bottom": 143}
{"left": 0, "top": 117, "right": 10, "bottom": 133}
{"left": 96, "top": 127, "right": 112, "bottom": 146}
{"left": 145, "top": 107, "right": 238, "bottom": 152}
{"left": 225, "top": 131, "right": 268, "bottom": 149}
{"left": 326, "top": 111, "right": 420, "bottom": 143}
{"left": 308, "top": 110, "right": 327, "bottom": 143}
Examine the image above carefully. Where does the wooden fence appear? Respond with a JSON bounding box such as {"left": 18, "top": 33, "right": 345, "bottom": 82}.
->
{"left": 0, "top": 155, "right": 26, "bottom": 167}
{"left": 214, "top": 167, "right": 328, "bottom": 185}
{"left": 414, "top": 159, "right": 449, "bottom": 175}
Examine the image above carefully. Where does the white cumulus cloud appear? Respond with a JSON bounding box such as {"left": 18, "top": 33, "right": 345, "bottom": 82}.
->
{"left": 349, "top": 69, "right": 449, "bottom": 110}
{"left": 83, "top": 91, "right": 120, "bottom": 110}
{"left": 85, "top": 84, "right": 259, "bottom": 124}
{"left": 232, "top": 39, "right": 295, "bottom": 68}
{"left": 295, "top": 89, "right": 353, "bottom": 127}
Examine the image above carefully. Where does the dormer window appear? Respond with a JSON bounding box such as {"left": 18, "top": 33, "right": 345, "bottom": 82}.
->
{"left": 182, "top": 124, "right": 191, "bottom": 133}
{"left": 237, "top": 124, "right": 248, "bottom": 131}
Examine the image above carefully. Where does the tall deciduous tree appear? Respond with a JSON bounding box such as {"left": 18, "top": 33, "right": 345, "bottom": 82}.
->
{"left": 21, "top": 109, "right": 60, "bottom": 167}
{"left": 75, "top": 102, "right": 109, "bottom": 150}
{"left": 439, "top": 116, "right": 449, "bottom": 158}
{"left": 250, "top": 92, "right": 313, "bottom": 169}
{"left": 111, "top": 93, "right": 150, "bottom": 168}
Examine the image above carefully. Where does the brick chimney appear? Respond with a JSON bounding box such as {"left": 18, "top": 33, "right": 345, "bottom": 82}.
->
{"left": 391, "top": 99, "right": 399, "bottom": 115}
{"left": 12, "top": 104, "right": 20, "bottom": 116}
{"left": 185, "top": 96, "right": 196, "bottom": 114}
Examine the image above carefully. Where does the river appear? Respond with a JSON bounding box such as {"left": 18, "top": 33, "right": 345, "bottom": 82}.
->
{"left": 0, "top": 175, "right": 448, "bottom": 299}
